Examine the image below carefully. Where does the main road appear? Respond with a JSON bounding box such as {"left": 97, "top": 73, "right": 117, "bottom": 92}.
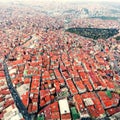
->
{"left": 2, "top": 35, "right": 36, "bottom": 120}
{"left": 3, "top": 60, "right": 33, "bottom": 120}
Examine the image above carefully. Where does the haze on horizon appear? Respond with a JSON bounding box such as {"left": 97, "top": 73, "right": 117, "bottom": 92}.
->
{"left": 1, "top": 0, "right": 120, "bottom": 3}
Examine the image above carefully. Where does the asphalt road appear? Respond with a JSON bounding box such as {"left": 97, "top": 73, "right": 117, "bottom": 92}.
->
{"left": 3, "top": 61, "right": 32, "bottom": 120}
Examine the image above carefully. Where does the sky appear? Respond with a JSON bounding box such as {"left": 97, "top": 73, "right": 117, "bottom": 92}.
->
{"left": 54, "top": 0, "right": 120, "bottom": 2}
{"left": 0, "top": 0, "right": 120, "bottom": 2}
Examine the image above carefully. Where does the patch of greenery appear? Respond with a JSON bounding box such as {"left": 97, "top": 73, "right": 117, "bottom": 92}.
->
{"left": 66, "top": 27, "right": 119, "bottom": 40}
{"left": 115, "top": 36, "right": 120, "bottom": 40}
{"left": 64, "top": 9, "right": 77, "bottom": 13}
{"left": 37, "top": 115, "right": 44, "bottom": 120}
{"left": 91, "top": 16, "right": 119, "bottom": 20}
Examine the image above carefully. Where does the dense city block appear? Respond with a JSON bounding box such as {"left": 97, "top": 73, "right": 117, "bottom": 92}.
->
{"left": 0, "top": 0, "right": 120, "bottom": 120}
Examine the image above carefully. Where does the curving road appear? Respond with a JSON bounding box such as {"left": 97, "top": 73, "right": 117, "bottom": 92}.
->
{"left": 3, "top": 60, "right": 33, "bottom": 120}
{"left": 2, "top": 36, "right": 35, "bottom": 120}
